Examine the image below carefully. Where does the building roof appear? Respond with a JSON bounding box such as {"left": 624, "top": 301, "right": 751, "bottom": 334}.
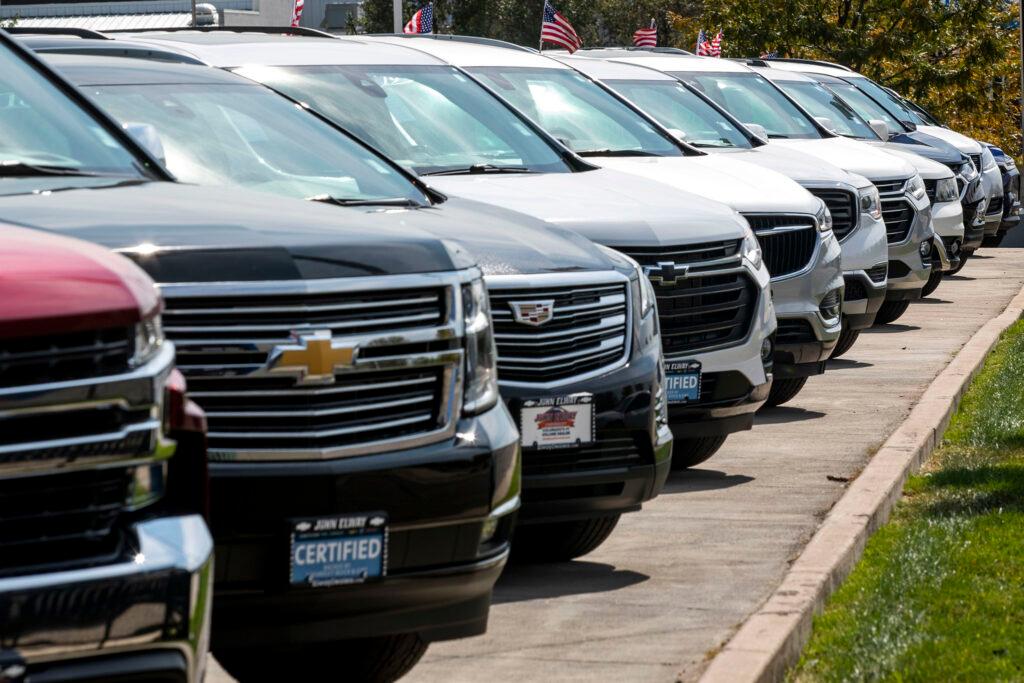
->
{"left": 14, "top": 12, "right": 193, "bottom": 30}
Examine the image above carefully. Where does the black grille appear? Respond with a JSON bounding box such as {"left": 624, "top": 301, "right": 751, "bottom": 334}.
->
{"left": 186, "top": 368, "right": 444, "bottom": 451}
{"left": 924, "top": 178, "right": 937, "bottom": 201}
{"left": 867, "top": 263, "right": 888, "bottom": 283}
{"left": 881, "top": 198, "right": 914, "bottom": 243}
{"left": 621, "top": 247, "right": 757, "bottom": 355}
{"left": 988, "top": 194, "right": 1004, "bottom": 215}
{"left": 844, "top": 275, "right": 867, "bottom": 301}
{"left": 745, "top": 215, "right": 817, "bottom": 278}
{"left": 810, "top": 189, "right": 858, "bottom": 240}
{"left": 970, "top": 153, "right": 982, "bottom": 172}
{"left": 0, "top": 468, "right": 130, "bottom": 574}
{"left": 488, "top": 282, "right": 628, "bottom": 384}
{"left": 963, "top": 197, "right": 984, "bottom": 227}
{"left": 521, "top": 431, "right": 648, "bottom": 477}
{"left": 776, "top": 319, "right": 816, "bottom": 344}
{"left": 0, "top": 326, "right": 131, "bottom": 388}
{"left": 888, "top": 260, "right": 912, "bottom": 279}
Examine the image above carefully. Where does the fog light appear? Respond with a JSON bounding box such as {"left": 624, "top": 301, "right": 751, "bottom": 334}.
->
{"left": 761, "top": 337, "right": 773, "bottom": 361}
{"left": 819, "top": 288, "right": 842, "bottom": 323}
{"left": 919, "top": 240, "right": 932, "bottom": 258}
{"left": 480, "top": 516, "right": 500, "bottom": 545}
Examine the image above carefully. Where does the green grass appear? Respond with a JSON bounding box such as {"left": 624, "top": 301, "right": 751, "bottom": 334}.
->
{"left": 791, "top": 320, "right": 1024, "bottom": 682}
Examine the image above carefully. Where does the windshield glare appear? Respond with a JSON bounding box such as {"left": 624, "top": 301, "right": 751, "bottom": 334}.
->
{"left": 850, "top": 76, "right": 925, "bottom": 126}
{"left": 603, "top": 79, "right": 751, "bottom": 148}
{"left": 776, "top": 80, "right": 877, "bottom": 139}
{"left": 0, "top": 46, "right": 142, "bottom": 181}
{"left": 85, "top": 82, "right": 427, "bottom": 204}
{"left": 673, "top": 71, "right": 820, "bottom": 139}
{"left": 468, "top": 67, "right": 682, "bottom": 156}
{"left": 827, "top": 80, "right": 901, "bottom": 131}
{"left": 234, "top": 64, "right": 571, "bottom": 176}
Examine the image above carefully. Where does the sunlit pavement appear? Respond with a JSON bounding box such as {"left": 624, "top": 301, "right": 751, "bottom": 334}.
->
{"left": 207, "top": 249, "right": 1024, "bottom": 683}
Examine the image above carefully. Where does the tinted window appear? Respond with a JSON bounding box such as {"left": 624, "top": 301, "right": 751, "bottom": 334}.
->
{"left": 827, "top": 80, "right": 902, "bottom": 131}
{"left": 849, "top": 77, "right": 925, "bottom": 126}
{"left": 776, "top": 80, "right": 877, "bottom": 139}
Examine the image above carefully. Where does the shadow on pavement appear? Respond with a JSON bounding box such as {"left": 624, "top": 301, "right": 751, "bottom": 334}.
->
{"left": 662, "top": 468, "right": 754, "bottom": 494}
{"left": 917, "top": 297, "right": 953, "bottom": 304}
{"left": 827, "top": 358, "right": 873, "bottom": 370}
{"left": 755, "top": 406, "right": 826, "bottom": 424}
{"left": 493, "top": 561, "right": 649, "bottom": 604}
{"left": 946, "top": 275, "right": 976, "bottom": 281}
{"left": 865, "top": 323, "right": 921, "bottom": 333}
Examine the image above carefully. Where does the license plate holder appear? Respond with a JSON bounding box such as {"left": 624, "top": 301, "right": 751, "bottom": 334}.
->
{"left": 666, "top": 360, "right": 702, "bottom": 404}
{"left": 519, "top": 394, "right": 595, "bottom": 450}
{"left": 289, "top": 513, "right": 388, "bottom": 588}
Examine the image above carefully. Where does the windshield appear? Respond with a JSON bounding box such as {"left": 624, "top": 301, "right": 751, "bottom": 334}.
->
{"left": 233, "top": 64, "right": 571, "bottom": 176}
{"left": 848, "top": 76, "right": 925, "bottom": 126}
{"left": 84, "top": 82, "right": 428, "bottom": 204}
{"left": 774, "top": 80, "right": 877, "bottom": 139}
{"left": 672, "top": 71, "right": 820, "bottom": 139}
{"left": 0, "top": 45, "right": 142, "bottom": 188}
{"left": 825, "top": 80, "right": 902, "bottom": 132}
{"left": 468, "top": 67, "right": 682, "bottom": 157}
{"left": 602, "top": 79, "right": 751, "bottom": 148}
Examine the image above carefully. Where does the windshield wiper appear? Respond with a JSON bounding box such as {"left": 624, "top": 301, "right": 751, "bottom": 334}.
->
{"left": 576, "top": 149, "right": 662, "bottom": 157}
{"left": 766, "top": 134, "right": 790, "bottom": 139}
{"left": 422, "top": 164, "right": 533, "bottom": 176}
{"left": 0, "top": 160, "right": 105, "bottom": 178}
{"left": 306, "top": 194, "right": 422, "bottom": 208}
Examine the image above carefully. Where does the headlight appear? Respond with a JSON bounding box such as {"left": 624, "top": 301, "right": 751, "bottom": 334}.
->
{"left": 981, "top": 147, "right": 997, "bottom": 172}
{"left": 462, "top": 278, "right": 499, "bottom": 415}
{"left": 742, "top": 228, "right": 763, "bottom": 270}
{"left": 858, "top": 185, "right": 883, "bottom": 220}
{"left": 906, "top": 174, "right": 927, "bottom": 201}
{"left": 596, "top": 245, "right": 655, "bottom": 318}
{"left": 934, "top": 177, "right": 958, "bottom": 203}
{"left": 959, "top": 160, "right": 978, "bottom": 181}
{"left": 131, "top": 315, "right": 163, "bottom": 367}
{"left": 815, "top": 201, "right": 833, "bottom": 234}
{"left": 1004, "top": 157, "right": 1016, "bottom": 170}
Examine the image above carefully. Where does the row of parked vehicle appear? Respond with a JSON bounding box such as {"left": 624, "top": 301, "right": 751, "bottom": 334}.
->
{"left": 1, "top": 27, "right": 1018, "bottom": 682}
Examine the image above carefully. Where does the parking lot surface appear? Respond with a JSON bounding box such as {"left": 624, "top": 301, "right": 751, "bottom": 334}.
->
{"left": 207, "top": 249, "right": 1024, "bottom": 683}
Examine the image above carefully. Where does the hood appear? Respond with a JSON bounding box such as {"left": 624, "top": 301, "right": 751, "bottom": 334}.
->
{"left": 888, "top": 131, "right": 964, "bottom": 165}
{"left": 916, "top": 125, "right": 983, "bottom": 155}
{"left": 876, "top": 145, "right": 953, "bottom": 180}
{"left": 0, "top": 225, "right": 159, "bottom": 338}
{"left": 424, "top": 167, "right": 750, "bottom": 247}
{"left": 707, "top": 145, "right": 868, "bottom": 189}
{"left": 772, "top": 137, "right": 917, "bottom": 182}
{"left": 408, "top": 196, "right": 625, "bottom": 277}
{"left": 594, "top": 154, "right": 821, "bottom": 215}
{"left": 0, "top": 182, "right": 472, "bottom": 283}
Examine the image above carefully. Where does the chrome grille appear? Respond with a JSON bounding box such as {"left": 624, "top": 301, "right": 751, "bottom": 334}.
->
{"left": 0, "top": 326, "right": 131, "bottom": 387}
{"left": 744, "top": 214, "right": 818, "bottom": 278}
{"left": 873, "top": 178, "right": 915, "bottom": 244}
{"left": 810, "top": 189, "right": 858, "bottom": 240}
{"left": 160, "top": 274, "right": 466, "bottom": 461}
{"left": 487, "top": 274, "right": 629, "bottom": 385}
{"left": 620, "top": 247, "right": 757, "bottom": 357}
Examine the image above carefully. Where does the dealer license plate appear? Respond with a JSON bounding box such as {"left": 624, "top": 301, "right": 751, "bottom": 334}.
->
{"left": 289, "top": 513, "right": 387, "bottom": 587}
{"left": 666, "top": 360, "right": 702, "bottom": 404}
{"left": 520, "top": 394, "right": 595, "bottom": 450}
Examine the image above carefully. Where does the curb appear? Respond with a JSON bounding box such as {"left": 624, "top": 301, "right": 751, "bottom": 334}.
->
{"left": 698, "top": 283, "right": 1024, "bottom": 683}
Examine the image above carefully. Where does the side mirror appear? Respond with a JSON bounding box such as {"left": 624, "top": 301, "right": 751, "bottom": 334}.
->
{"left": 902, "top": 120, "right": 917, "bottom": 132}
{"left": 868, "top": 119, "right": 890, "bottom": 141}
{"left": 814, "top": 116, "right": 837, "bottom": 133}
{"left": 744, "top": 122, "right": 768, "bottom": 144}
{"left": 124, "top": 122, "right": 166, "bottom": 166}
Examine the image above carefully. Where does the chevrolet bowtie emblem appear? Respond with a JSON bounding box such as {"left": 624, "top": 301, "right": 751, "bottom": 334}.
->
{"left": 267, "top": 331, "right": 358, "bottom": 385}
{"left": 645, "top": 261, "right": 688, "bottom": 287}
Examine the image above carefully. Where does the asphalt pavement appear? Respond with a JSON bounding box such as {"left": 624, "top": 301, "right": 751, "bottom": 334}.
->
{"left": 207, "top": 248, "right": 1024, "bottom": 683}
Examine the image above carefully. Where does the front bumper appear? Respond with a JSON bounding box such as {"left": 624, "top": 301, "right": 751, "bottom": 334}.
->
{"left": 842, "top": 268, "right": 887, "bottom": 329}
{"left": 209, "top": 402, "right": 520, "bottom": 649}
{"left": 501, "top": 340, "right": 672, "bottom": 525}
{"left": 0, "top": 515, "right": 213, "bottom": 683}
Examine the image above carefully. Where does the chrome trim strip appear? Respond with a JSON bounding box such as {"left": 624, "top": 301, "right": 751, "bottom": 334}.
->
{"left": 162, "top": 294, "right": 440, "bottom": 315}
{"left": 165, "top": 311, "right": 441, "bottom": 334}
{"left": 204, "top": 394, "right": 432, "bottom": 419}
{"left": 209, "top": 413, "right": 432, "bottom": 440}
{"left": 0, "top": 420, "right": 158, "bottom": 456}
{"left": 158, "top": 268, "right": 482, "bottom": 297}
{"left": 188, "top": 375, "right": 434, "bottom": 398}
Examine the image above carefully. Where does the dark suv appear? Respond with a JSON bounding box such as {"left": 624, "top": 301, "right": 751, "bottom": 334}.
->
{"left": 0, "top": 30, "right": 518, "bottom": 681}
{"left": 0, "top": 225, "right": 213, "bottom": 683}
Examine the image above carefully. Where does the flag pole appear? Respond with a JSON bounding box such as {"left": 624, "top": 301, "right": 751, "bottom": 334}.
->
{"left": 538, "top": 0, "right": 546, "bottom": 52}
{"left": 392, "top": 0, "right": 402, "bottom": 33}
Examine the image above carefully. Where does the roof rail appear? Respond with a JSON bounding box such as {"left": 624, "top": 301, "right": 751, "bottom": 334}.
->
{"left": 763, "top": 57, "right": 853, "bottom": 72}
{"left": 103, "top": 25, "right": 337, "bottom": 38}
{"left": 4, "top": 27, "right": 111, "bottom": 40}
{"left": 729, "top": 57, "right": 769, "bottom": 67}
{"left": 576, "top": 46, "right": 692, "bottom": 55}
{"left": 368, "top": 33, "right": 536, "bottom": 52}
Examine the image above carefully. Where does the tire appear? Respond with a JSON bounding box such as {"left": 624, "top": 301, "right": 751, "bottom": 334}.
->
{"left": 873, "top": 299, "right": 911, "bottom": 325}
{"left": 513, "top": 514, "right": 621, "bottom": 562}
{"left": 983, "top": 232, "right": 1006, "bottom": 247}
{"left": 217, "top": 634, "right": 429, "bottom": 683}
{"left": 830, "top": 325, "right": 861, "bottom": 359}
{"left": 670, "top": 434, "right": 727, "bottom": 470}
{"left": 921, "top": 270, "right": 943, "bottom": 298}
{"left": 765, "top": 377, "right": 808, "bottom": 407}
{"left": 947, "top": 252, "right": 970, "bottom": 276}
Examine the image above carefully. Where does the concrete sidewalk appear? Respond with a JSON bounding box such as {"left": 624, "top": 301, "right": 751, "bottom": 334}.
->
{"left": 207, "top": 249, "right": 1024, "bottom": 683}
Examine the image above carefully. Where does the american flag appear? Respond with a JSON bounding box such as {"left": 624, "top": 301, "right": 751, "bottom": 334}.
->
{"left": 541, "top": 1, "right": 582, "bottom": 53}
{"left": 403, "top": 3, "right": 433, "bottom": 34}
{"left": 633, "top": 19, "right": 657, "bottom": 48}
{"left": 760, "top": 50, "right": 779, "bottom": 59}
{"left": 290, "top": 0, "right": 303, "bottom": 27}
{"left": 695, "top": 29, "right": 709, "bottom": 55}
{"left": 708, "top": 30, "right": 723, "bottom": 57}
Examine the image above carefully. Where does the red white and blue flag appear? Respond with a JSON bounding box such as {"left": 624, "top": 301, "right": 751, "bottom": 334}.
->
{"left": 633, "top": 19, "right": 657, "bottom": 47}
{"left": 541, "top": 1, "right": 582, "bottom": 53}
{"left": 403, "top": 3, "right": 433, "bottom": 34}
{"left": 709, "top": 30, "right": 723, "bottom": 57}
{"left": 695, "top": 29, "right": 709, "bottom": 55}
{"left": 290, "top": 0, "right": 304, "bottom": 27}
